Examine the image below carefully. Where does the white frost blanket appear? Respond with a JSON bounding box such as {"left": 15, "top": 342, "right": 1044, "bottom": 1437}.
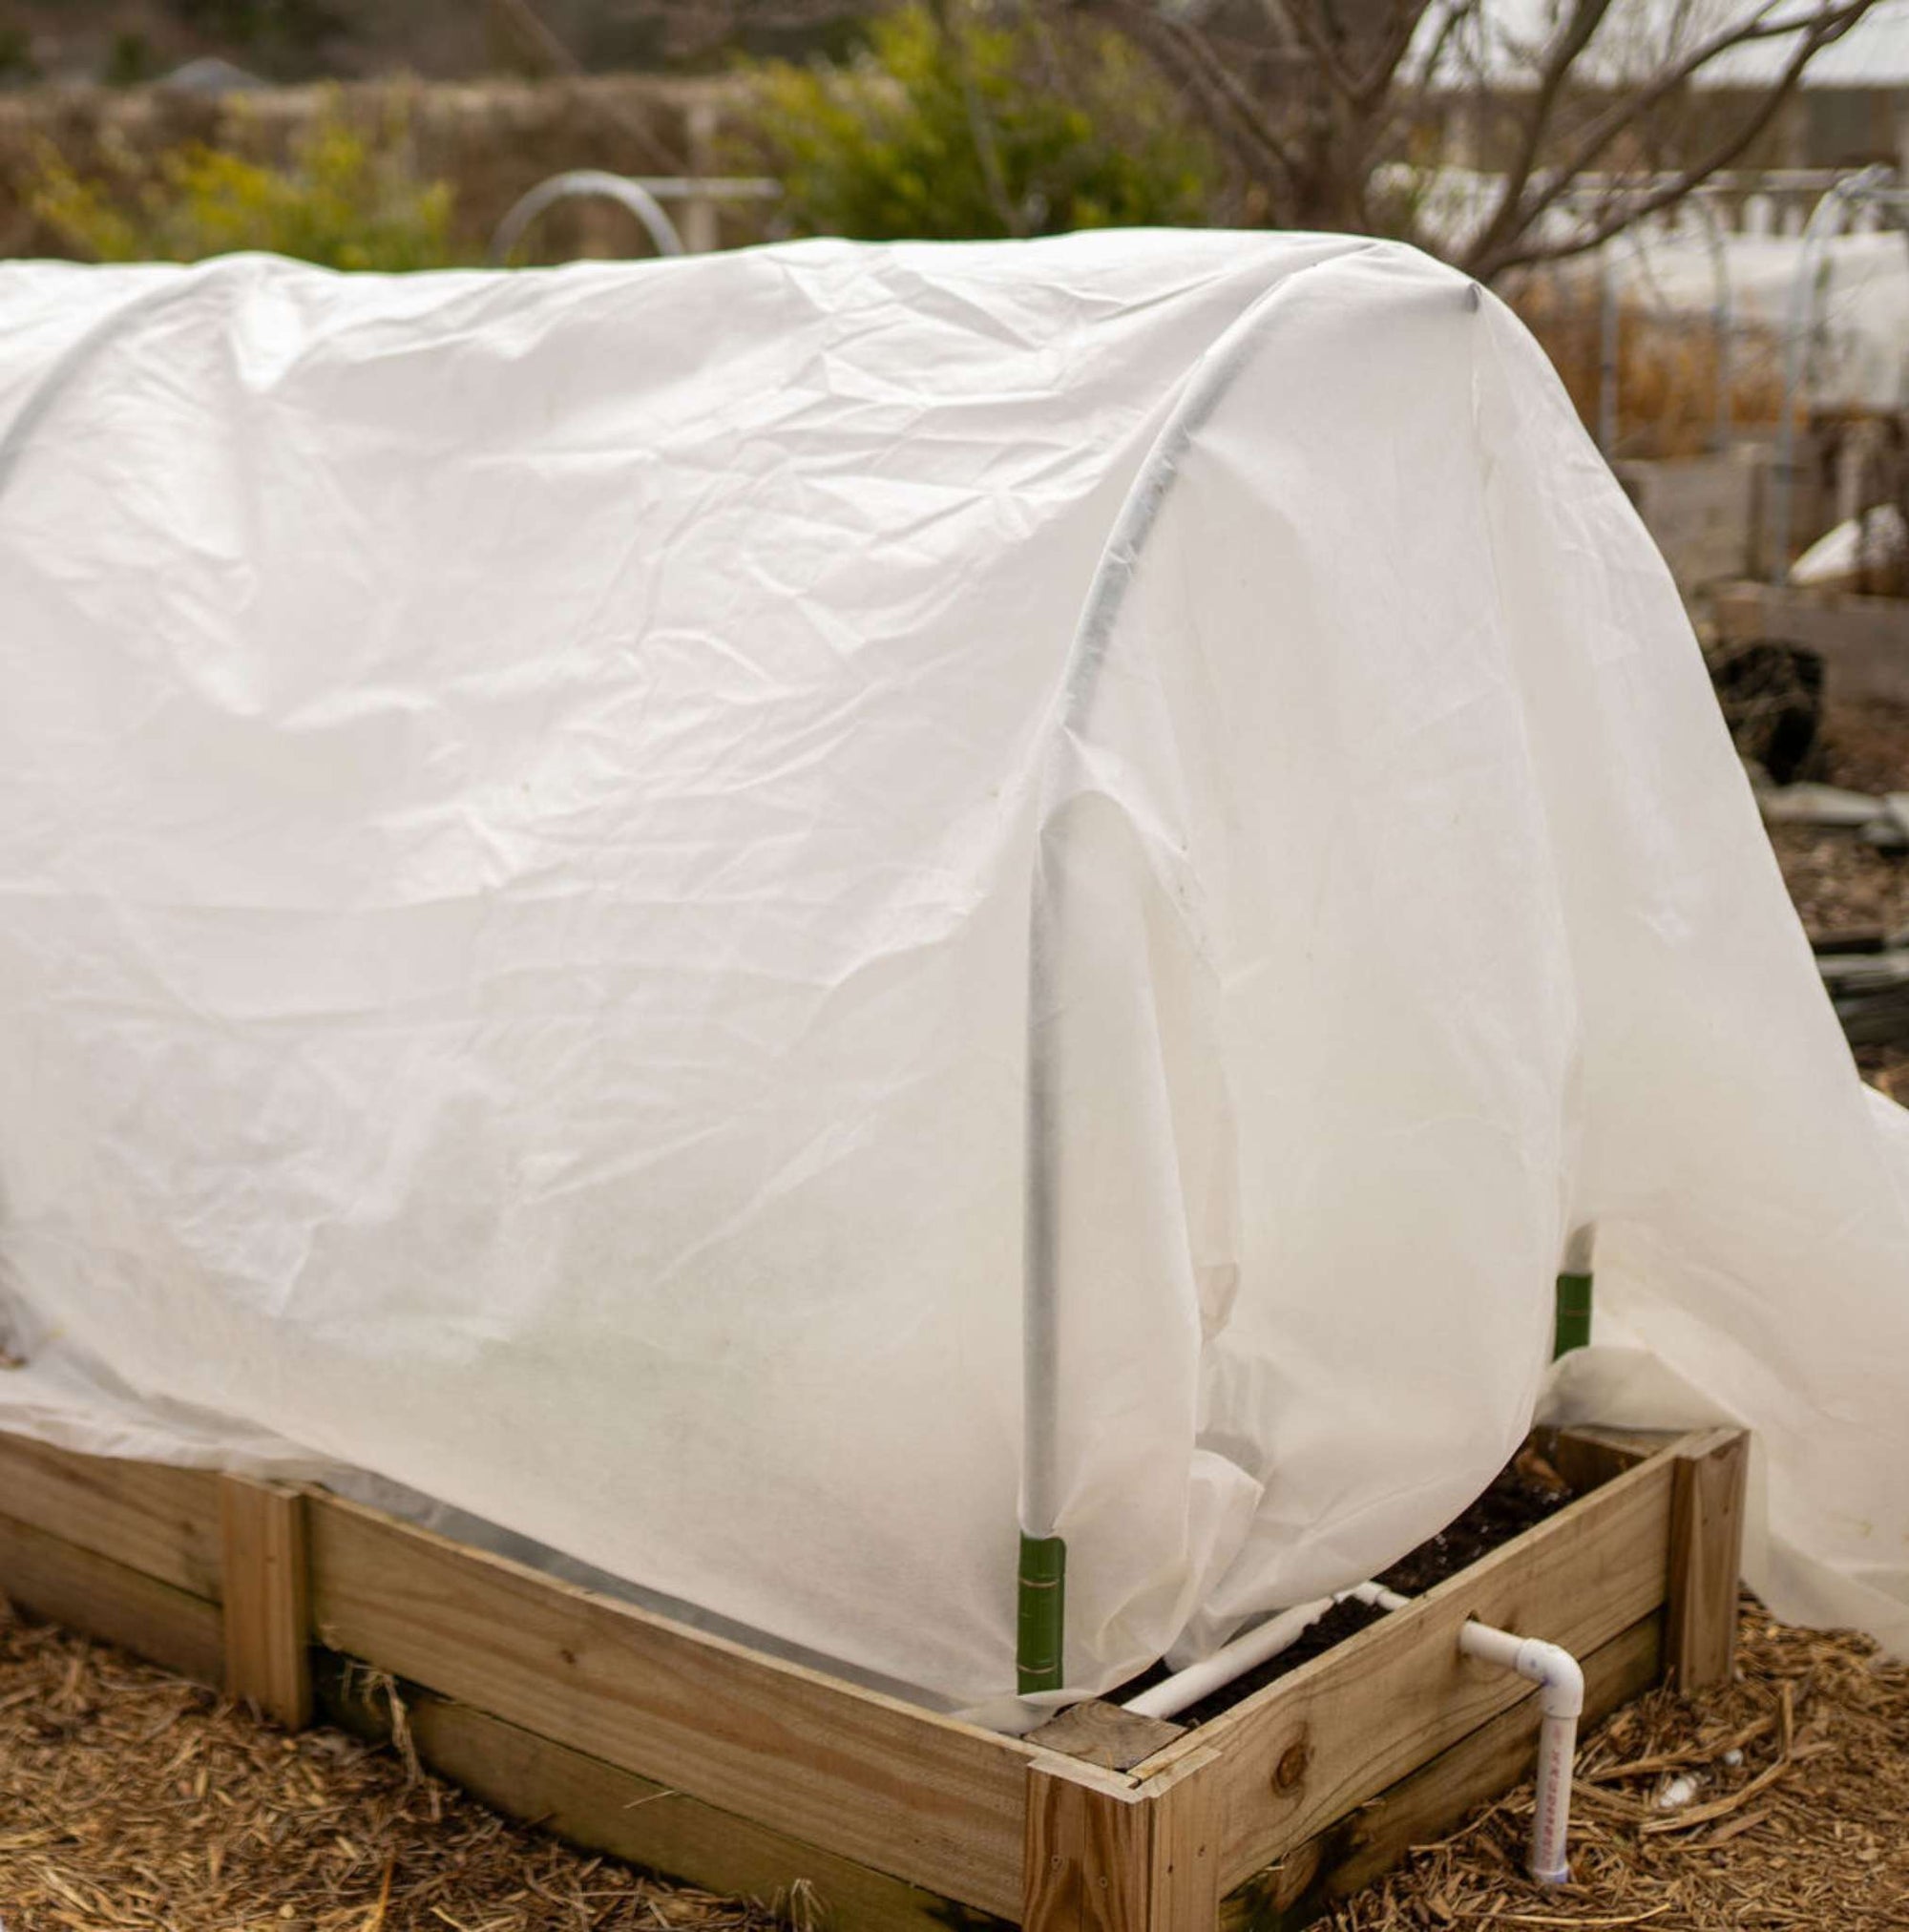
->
{"left": 1, "top": 234, "right": 1906, "bottom": 1712}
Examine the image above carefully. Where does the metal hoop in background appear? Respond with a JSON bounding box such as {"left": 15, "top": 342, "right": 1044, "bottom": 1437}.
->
{"left": 1769, "top": 165, "right": 1909, "bottom": 583}
{"left": 489, "top": 170, "right": 689, "bottom": 263}
{"left": 1589, "top": 190, "right": 1735, "bottom": 461}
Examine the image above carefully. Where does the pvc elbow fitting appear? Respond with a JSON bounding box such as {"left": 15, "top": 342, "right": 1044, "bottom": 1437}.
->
{"left": 1458, "top": 1620, "right": 1584, "bottom": 1717}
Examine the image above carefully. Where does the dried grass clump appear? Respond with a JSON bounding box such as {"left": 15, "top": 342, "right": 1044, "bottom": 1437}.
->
{"left": 0, "top": 1591, "right": 780, "bottom": 1931}
{"left": 1511, "top": 279, "right": 1789, "bottom": 461}
{"left": 1332, "top": 1597, "right": 1909, "bottom": 1929}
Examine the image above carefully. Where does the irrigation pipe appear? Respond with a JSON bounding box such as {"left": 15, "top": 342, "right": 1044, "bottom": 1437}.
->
{"left": 1119, "top": 1568, "right": 1586, "bottom": 1881}
{"left": 1120, "top": 1598, "right": 1337, "bottom": 1720}
{"left": 1458, "top": 1621, "right": 1585, "bottom": 1884}
{"left": 1122, "top": 1580, "right": 1412, "bottom": 1721}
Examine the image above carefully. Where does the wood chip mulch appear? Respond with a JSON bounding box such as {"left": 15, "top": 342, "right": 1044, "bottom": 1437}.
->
{"left": 1331, "top": 1596, "right": 1909, "bottom": 1930}
{"left": 0, "top": 1592, "right": 779, "bottom": 1931}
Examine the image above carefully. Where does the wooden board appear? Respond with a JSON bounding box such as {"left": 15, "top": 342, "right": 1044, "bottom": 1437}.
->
{"left": 315, "top": 1658, "right": 1014, "bottom": 1930}
{"left": 0, "top": 1505, "right": 224, "bottom": 1684}
{"left": 1540, "top": 1424, "right": 1682, "bottom": 1495}
{"left": 0, "top": 1431, "right": 222, "bottom": 1600}
{"left": 1027, "top": 1699, "right": 1185, "bottom": 1773}
{"left": 1666, "top": 1429, "right": 1750, "bottom": 1691}
{"left": 1616, "top": 452, "right": 1756, "bottom": 590}
{"left": 305, "top": 1490, "right": 1034, "bottom": 1919}
{"left": 1023, "top": 1752, "right": 1223, "bottom": 1932}
{"left": 1712, "top": 581, "right": 1909, "bottom": 706}
{"left": 1220, "top": 1612, "right": 1664, "bottom": 1929}
{"left": 220, "top": 1477, "right": 312, "bottom": 1729}
{"left": 1134, "top": 1448, "right": 1678, "bottom": 1894}
{"left": 0, "top": 1424, "right": 1737, "bottom": 1929}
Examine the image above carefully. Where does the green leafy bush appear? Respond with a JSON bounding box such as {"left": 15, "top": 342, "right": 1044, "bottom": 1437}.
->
{"left": 31, "top": 101, "right": 457, "bottom": 270}
{"left": 745, "top": 4, "right": 1220, "bottom": 241}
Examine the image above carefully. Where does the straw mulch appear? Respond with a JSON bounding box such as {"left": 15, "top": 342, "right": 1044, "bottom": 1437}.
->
{"left": 0, "top": 1592, "right": 777, "bottom": 1931}
{"left": 1332, "top": 1596, "right": 1909, "bottom": 1930}
{"left": 3, "top": 1589, "right": 1905, "bottom": 1931}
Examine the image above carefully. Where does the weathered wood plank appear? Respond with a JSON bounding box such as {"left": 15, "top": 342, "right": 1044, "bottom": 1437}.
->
{"left": 305, "top": 1490, "right": 1033, "bottom": 1920}
{"left": 220, "top": 1476, "right": 312, "bottom": 1729}
{"left": 1137, "top": 1447, "right": 1679, "bottom": 1894}
{"left": 315, "top": 1658, "right": 1014, "bottom": 1930}
{"left": 1713, "top": 581, "right": 1909, "bottom": 707}
{"left": 1220, "top": 1612, "right": 1664, "bottom": 1929}
{"left": 1665, "top": 1430, "right": 1749, "bottom": 1692}
{"left": 1027, "top": 1699, "right": 1185, "bottom": 1773}
{"left": 0, "top": 1506, "right": 224, "bottom": 1683}
{"left": 1542, "top": 1424, "right": 1683, "bottom": 1496}
{"left": 0, "top": 1431, "right": 222, "bottom": 1599}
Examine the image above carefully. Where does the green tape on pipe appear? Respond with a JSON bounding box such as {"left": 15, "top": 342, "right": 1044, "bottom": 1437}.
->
{"left": 1555, "top": 1270, "right": 1593, "bottom": 1358}
{"left": 1016, "top": 1532, "right": 1065, "bottom": 1694}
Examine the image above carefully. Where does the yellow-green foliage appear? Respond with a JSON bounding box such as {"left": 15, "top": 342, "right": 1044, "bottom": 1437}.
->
{"left": 31, "top": 103, "right": 457, "bottom": 270}
{"left": 746, "top": 4, "right": 1220, "bottom": 240}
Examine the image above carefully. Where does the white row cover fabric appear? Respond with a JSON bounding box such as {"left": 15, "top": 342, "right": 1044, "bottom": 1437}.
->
{"left": 0, "top": 234, "right": 1905, "bottom": 1716}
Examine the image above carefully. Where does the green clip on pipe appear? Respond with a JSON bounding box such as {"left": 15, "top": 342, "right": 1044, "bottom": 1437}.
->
{"left": 1017, "top": 1532, "right": 1066, "bottom": 1694}
{"left": 1554, "top": 1271, "right": 1593, "bottom": 1358}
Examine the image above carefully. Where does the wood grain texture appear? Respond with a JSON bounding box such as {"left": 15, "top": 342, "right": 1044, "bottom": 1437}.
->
{"left": 0, "top": 1431, "right": 221, "bottom": 1599}
{"left": 315, "top": 1658, "right": 1014, "bottom": 1930}
{"left": 1220, "top": 1612, "right": 1664, "bottom": 1929}
{"left": 305, "top": 1491, "right": 1034, "bottom": 1919}
{"left": 1542, "top": 1425, "right": 1682, "bottom": 1496}
{"left": 1137, "top": 1446, "right": 1679, "bottom": 1894}
{"left": 220, "top": 1477, "right": 312, "bottom": 1729}
{"left": 1665, "top": 1429, "right": 1750, "bottom": 1692}
{"left": 1024, "top": 1752, "right": 1225, "bottom": 1932}
{"left": 1023, "top": 1759, "right": 1154, "bottom": 1932}
{"left": 1145, "top": 1754, "right": 1226, "bottom": 1930}
{"left": 1027, "top": 1699, "right": 1185, "bottom": 1773}
{"left": 0, "top": 1505, "right": 224, "bottom": 1683}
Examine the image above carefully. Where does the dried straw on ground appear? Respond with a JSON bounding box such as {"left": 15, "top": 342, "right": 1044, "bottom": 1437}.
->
{"left": 2, "top": 1591, "right": 1905, "bottom": 1930}
{"left": 0, "top": 1590, "right": 778, "bottom": 1931}
{"left": 1332, "top": 1598, "right": 1909, "bottom": 1930}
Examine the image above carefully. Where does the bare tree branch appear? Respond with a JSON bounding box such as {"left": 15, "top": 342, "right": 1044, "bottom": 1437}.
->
{"left": 1349, "top": 0, "right": 1443, "bottom": 109}
{"left": 1257, "top": 0, "right": 1361, "bottom": 100}
{"left": 1464, "top": 0, "right": 1619, "bottom": 272}
{"left": 1473, "top": 1, "right": 1873, "bottom": 278}
{"left": 1094, "top": 0, "right": 1305, "bottom": 188}
{"left": 1512, "top": 0, "right": 1873, "bottom": 232}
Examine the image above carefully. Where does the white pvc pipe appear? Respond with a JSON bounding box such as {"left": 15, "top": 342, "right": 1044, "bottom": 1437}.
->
{"left": 1122, "top": 1596, "right": 1334, "bottom": 1720}
{"left": 1337, "top": 1580, "right": 1412, "bottom": 1613}
{"left": 1122, "top": 1579, "right": 1412, "bottom": 1721}
{"left": 1458, "top": 1621, "right": 1584, "bottom": 1884}
{"left": 1022, "top": 281, "right": 1306, "bottom": 1549}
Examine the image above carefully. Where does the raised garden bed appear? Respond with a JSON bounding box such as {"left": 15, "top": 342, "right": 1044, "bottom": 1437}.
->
{"left": 0, "top": 1422, "right": 1747, "bottom": 1930}
{"left": 1714, "top": 580, "right": 1909, "bottom": 708}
